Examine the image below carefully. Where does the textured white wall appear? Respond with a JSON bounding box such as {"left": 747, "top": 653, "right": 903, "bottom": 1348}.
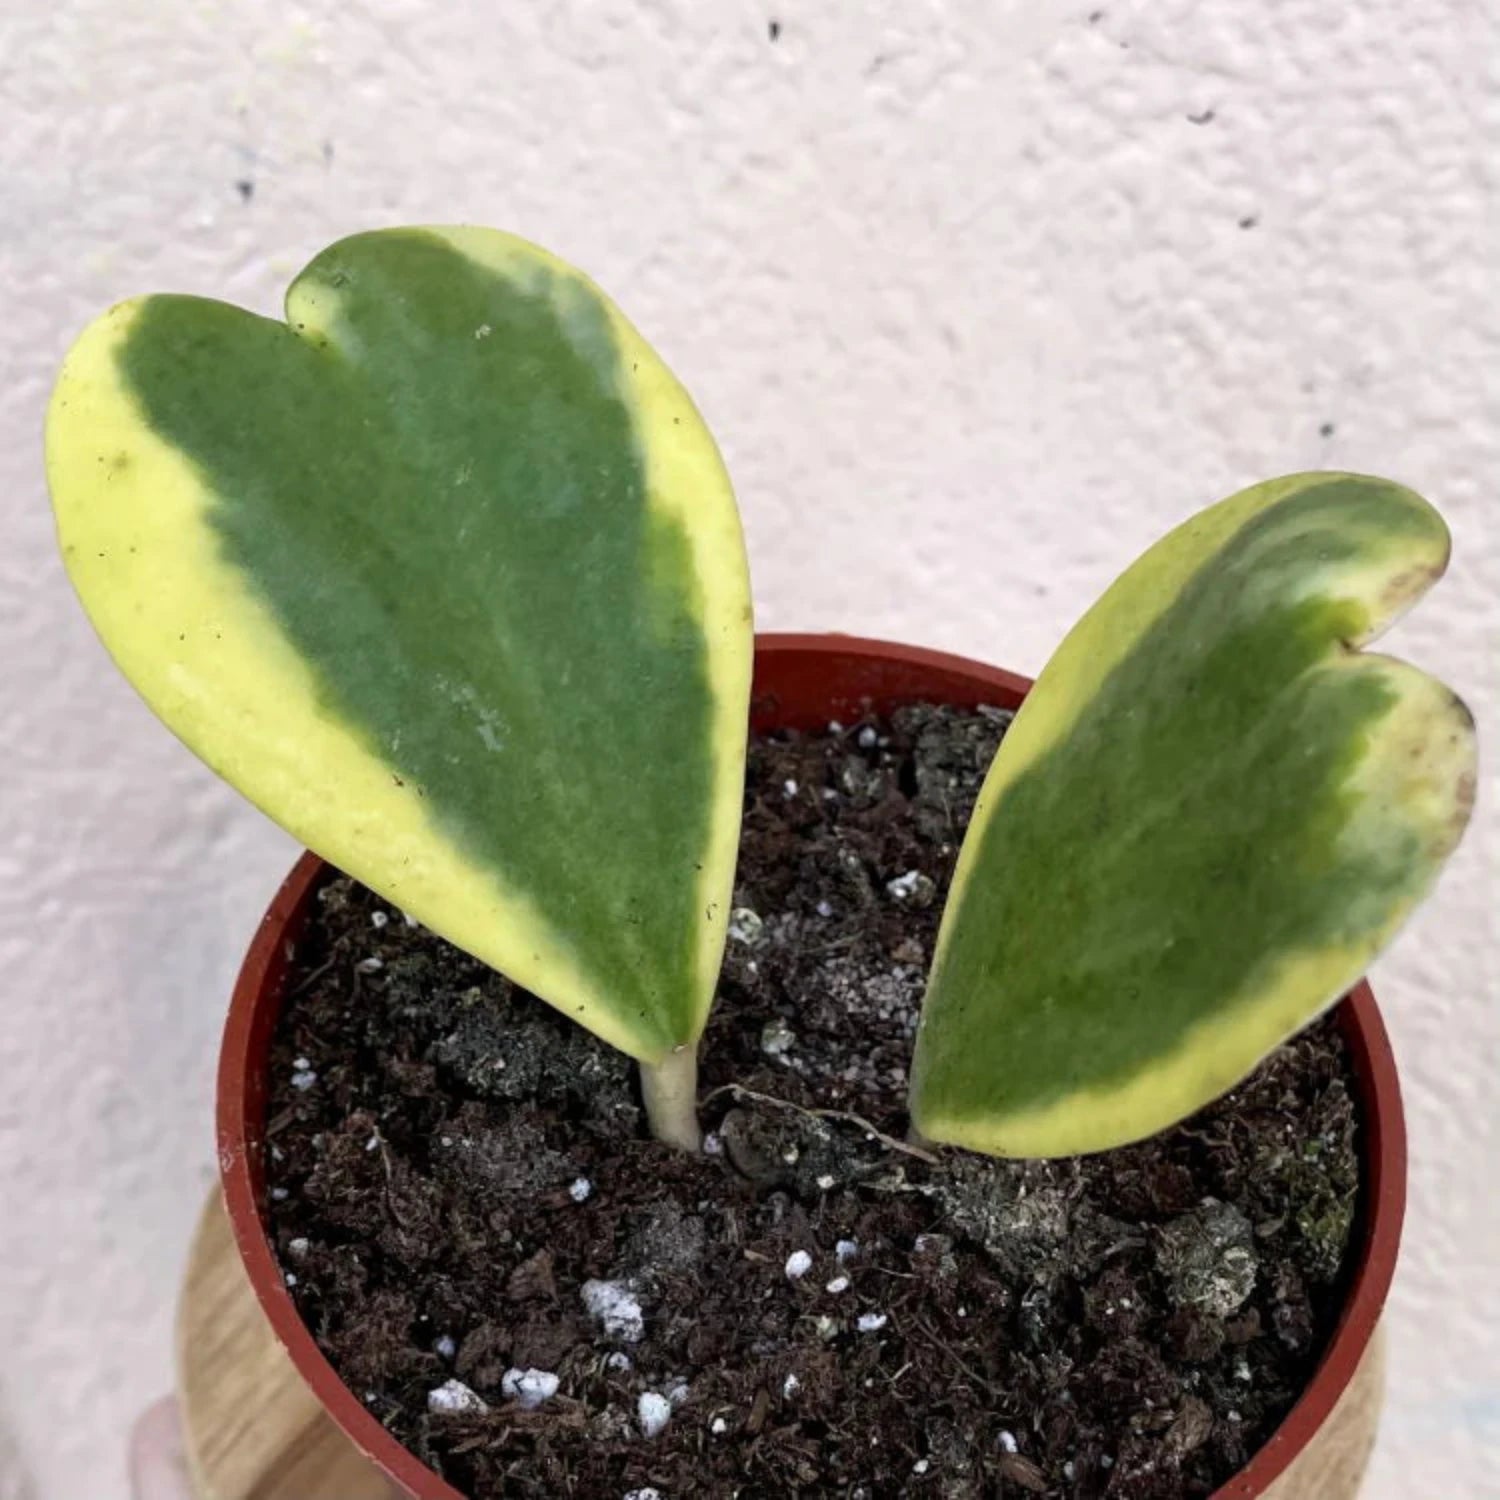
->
{"left": 1, "top": 2, "right": 1494, "bottom": 1496}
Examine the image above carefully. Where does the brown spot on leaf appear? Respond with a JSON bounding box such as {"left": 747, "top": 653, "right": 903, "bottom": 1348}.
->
{"left": 1454, "top": 770, "right": 1477, "bottom": 821}
{"left": 1379, "top": 562, "right": 1442, "bottom": 610}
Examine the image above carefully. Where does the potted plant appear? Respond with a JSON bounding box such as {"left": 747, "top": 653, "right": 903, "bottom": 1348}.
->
{"left": 48, "top": 227, "right": 1474, "bottom": 1499}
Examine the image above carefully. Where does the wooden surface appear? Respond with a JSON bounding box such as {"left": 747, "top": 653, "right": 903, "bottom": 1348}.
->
{"left": 1264, "top": 1322, "right": 1386, "bottom": 1500}
{"left": 176, "top": 1192, "right": 399, "bottom": 1500}
{"left": 176, "top": 1190, "right": 1383, "bottom": 1499}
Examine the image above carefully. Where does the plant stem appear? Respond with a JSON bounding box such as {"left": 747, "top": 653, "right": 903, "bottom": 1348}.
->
{"left": 640, "top": 1047, "right": 703, "bottom": 1152}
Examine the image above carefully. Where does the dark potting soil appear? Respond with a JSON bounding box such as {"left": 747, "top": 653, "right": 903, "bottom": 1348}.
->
{"left": 264, "top": 706, "right": 1360, "bottom": 1500}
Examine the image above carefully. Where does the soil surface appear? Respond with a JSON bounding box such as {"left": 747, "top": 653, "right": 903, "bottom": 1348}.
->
{"left": 265, "top": 706, "right": 1360, "bottom": 1499}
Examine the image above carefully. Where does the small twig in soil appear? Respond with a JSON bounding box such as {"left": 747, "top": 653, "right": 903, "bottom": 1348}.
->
{"left": 701, "top": 1082, "right": 941, "bottom": 1165}
{"left": 909, "top": 1316, "right": 1000, "bottom": 1397}
{"left": 747, "top": 1387, "right": 771, "bottom": 1435}
{"left": 806, "top": 935, "right": 860, "bottom": 957}
{"left": 288, "top": 955, "right": 337, "bottom": 998}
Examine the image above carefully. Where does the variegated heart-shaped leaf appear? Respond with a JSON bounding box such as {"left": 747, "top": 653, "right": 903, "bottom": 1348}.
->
{"left": 911, "top": 473, "right": 1474, "bottom": 1157}
{"left": 48, "top": 227, "right": 752, "bottom": 1064}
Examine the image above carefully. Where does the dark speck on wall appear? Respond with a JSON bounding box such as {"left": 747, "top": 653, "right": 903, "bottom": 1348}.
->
{"left": 1238, "top": 214, "right": 1258, "bottom": 229}
{"left": 1187, "top": 108, "right": 1216, "bottom": 125}
{"left": 235, "top": 178, "right": 255, "bottom": 203}
{"left": 768, "top": 18, "right": 780, "bottom": 41}
{"left": 1320, "top": 422, "right": 1336, "bottom": 438}
{"left": 1088, "top": 9, "right": 1104, "bottom": 21}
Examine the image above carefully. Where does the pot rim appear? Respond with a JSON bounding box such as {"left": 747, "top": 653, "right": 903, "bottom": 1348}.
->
{"left": 216, "top": 631, "right": 1404, "bottom": 1500}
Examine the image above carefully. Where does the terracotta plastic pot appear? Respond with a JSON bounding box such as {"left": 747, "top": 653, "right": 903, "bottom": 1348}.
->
{"left": 217, "top": 633, "right": 1405, "bottom": 1500}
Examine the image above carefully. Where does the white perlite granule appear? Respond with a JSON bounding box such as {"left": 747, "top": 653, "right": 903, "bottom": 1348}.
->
{"left": 784, "top": 1250, "right": 813, "bottom": 1280}
{"left": 856, "top": 1312, "right": 888, "bottom": 1333}
{"left": 637, "top": 1391, "right": 672, "bottom": 1438}
{"left": 569, "top": 1176, "right": 593, "bottom": 1202}
{"left": 427, "top": 1379, "right": 487, "bottom": 1415}
{"left": 727, "top": 907, "right": 764, "bottom": 945}
{"left": 835, "top": 1239, "right": 859, "bottom": 1262}
{"left": 582, "top": 1279, "right": 645, "bottom": 1343}
{"left": 782, "top": 1373, "right": 801, "bottom": 1399}
{"left": 501, "top": 1367, "right": 559, "bottom": 1410}
{"left": 760, "top": 1017, "right": 796, "bottom": 1056}
{"left": 623, "top": 1490, "right": 663, "bottom": 1500}
{"left": 825, "top": 1275, "right": 850, "bottom": 1294}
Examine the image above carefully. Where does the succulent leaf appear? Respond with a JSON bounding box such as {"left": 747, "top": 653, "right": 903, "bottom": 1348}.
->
{"left": 911, "top": 473, "right": 1475, "bottom": 1157}
{"left": 47, "top": 226, "right": 752, "bottom": 1062}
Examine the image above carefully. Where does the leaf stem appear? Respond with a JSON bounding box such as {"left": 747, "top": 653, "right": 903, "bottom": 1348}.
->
{"left": 640, "top": 1047, "right": 703, "bottom": 1152}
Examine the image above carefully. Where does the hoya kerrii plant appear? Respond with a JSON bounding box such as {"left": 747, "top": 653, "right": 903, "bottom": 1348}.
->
{"left": 47, "top": 226, "right": 1476, "bottom": 1167}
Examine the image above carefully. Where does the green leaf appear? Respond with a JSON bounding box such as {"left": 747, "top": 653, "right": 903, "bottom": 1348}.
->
{"left": 910, "top": 473, "right": 1475, "bottom": 1157}
{"left": 47, "top": 227, "right": 752, "bottom": 1062}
